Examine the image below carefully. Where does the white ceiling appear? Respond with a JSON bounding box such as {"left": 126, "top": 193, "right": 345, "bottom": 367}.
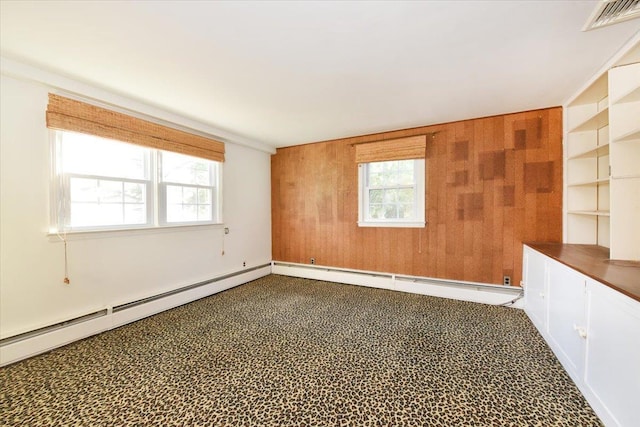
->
{"left": 1, "top": 1, "right": 639, "bottom": 148}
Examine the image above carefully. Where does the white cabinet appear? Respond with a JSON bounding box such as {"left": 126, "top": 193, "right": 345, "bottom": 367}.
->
{"left": 584, "top": 281, "right": 640, "bottom": 427}
{"left": 523, "top": 245, "right": 640, "bottom": 427}
{"left": 523, "top": 246, "right": 548, "bottom": 331}
{"left": 547, "top": 261, "right": 587, "bottom": 379}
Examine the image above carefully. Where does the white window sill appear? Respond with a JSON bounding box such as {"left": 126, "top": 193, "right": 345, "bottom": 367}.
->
{"left": 47, "top": 222, "right": 225, "bottom": 242}
{"left": 357, "top": 221, "right": 426, "bottom": 228}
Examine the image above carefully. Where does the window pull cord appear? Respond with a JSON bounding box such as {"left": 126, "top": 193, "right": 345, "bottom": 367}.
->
{"left": 63, "top": 238, "right": 70, "bottom": 284}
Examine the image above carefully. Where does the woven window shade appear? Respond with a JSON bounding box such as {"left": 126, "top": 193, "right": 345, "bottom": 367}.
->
{"left": 355, "top": 135, "right": 426, "bottom": 163}
{"left": 46, "top": 94, "right": 225, "bottom": 162}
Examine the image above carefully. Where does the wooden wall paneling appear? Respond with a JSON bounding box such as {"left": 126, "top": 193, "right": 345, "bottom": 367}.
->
{"left": 343, "top": 142, "right": 351, "bottom": 268}
{"left": 337, "top": 141, "right": 348, "bottom": 267}
{"left": 463, "top": 120, "right": 479, "bottom": 282}
{"left": 365, "top": 227, "right": 378, "bottom": 272}
{"left": 286, "top": 147, "right": 297, "bottom": 262}
{"left": 304, "top": 144, "right": 315, "bottom": 264}
{"left": 282, "top": 150, "right": 291, "bottom": 260}
{"left": 461, "top": 134, "right": 474, "bottom": 262}
{"left": 445, "top": 122, "right": 461, "bottom": 279}
{"left": 271, "top": 107, "right": 563, "bottom": 286}
{"left": 511, "top": 112, "right": 527, "bottom": 286}
{"left": 301, "top": 145, "right": 312, "bottom": 263}
{"left": 328, "top": 142, "right": 339, "bottom": 265}
{"left": 481, "top": 117, "right": 496, "bottom": 283}
{"left": 532, "top": 116, "right": 549, "bottom": 243}
{"left": 331, "top": 142, "right": 341, "bottom": 266}
{"left": 375, "top": 228, "right": 388, "bottom": 272}
{"left": 539, "top": 113, "right": 554, "bottom": 243}
{"left": 491, "top": 115, "right": 506, "bottom": 284}
{"left": 463, "top": 119, "right": 476, "bottom": 275}
{"left": 312, "top": 143, "right": 322, "bottom": 263}
{"left": 356, "top": 164, "right": 366, "bottom": 271}
{"left": 421, "top": 133, "right": 436, "bottom": 276}
{"left": 298, "top": 145, "right": 308, "bottom": 264}
{"left": 340, "top": 142, "right": 351, "bottom": 268}
{"left": 478, "top": 118, "right": 493, "bottom": 283}
{"left": 320, "top": 142, "right": 332, "bottom": 264}
{"left": 287, "top": 148, "right": 299, "bottom": 260}
{"left": 443, "top": 122, "right": 455, "bottom": 261}
{"left": 432, "top": 129, "right": 447, "bottom": 278}
{"left": 502, "top": 116, "right": 517, "bottom": 285}
{"left": 404, "top": 227, "right": 412, "bottom": 275}
{"left": 271, "top": 153, "right": 279, "bottom": 260}
{"left": 549, "top": 109, "right": 564, "bottom": 241}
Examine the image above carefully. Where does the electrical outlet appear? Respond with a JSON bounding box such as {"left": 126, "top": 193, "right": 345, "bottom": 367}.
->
{"left": 243, "top": 261, "right": 246, "bottom": 267}
{"left": 503, "top": 276, "right": 511, "bottom": 286}
{"left": 224, "top": 227, "right": 229, "bottom": 234}
{"left": 310, "top": 258, "right": 315, "bottom": 265}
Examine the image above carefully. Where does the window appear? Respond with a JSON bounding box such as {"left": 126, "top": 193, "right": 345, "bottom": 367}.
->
{"left": 358, "top": 159, "right": 425, "bottom": 228}
{"left": 52, "top": 130, "right": 222, "bottom": 232}
{"left": 159, "top": 151, "right": 218, "bottom": 225}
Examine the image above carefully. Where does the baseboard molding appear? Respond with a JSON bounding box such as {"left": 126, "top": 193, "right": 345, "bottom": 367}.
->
{"left": 271, "top": 262, "right": 523, "bottom": 308}
{"left": 0, "top": 265, "right": 271, "bottom": 366}
{"left": 2, "top": 263, "right": 522, "bottom": 367}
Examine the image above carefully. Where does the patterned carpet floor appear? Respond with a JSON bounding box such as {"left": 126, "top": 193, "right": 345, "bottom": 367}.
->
{"left": 1, "top": 275, "right": 601, "bottom": 426}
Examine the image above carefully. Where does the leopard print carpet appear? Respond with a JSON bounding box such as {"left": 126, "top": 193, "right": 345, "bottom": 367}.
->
{"left": 0, "top": 275, "right": 602, "bottom": 426}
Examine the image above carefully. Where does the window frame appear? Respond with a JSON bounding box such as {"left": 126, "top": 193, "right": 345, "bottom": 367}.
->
{"left": 157, "top": 150, "right": 222, "bottom": 227}
{"left": 50, "top": 130, "right": 223, "bottom": 234}
{"left": 357, "top": 158, "right": 426, "bottom": 228}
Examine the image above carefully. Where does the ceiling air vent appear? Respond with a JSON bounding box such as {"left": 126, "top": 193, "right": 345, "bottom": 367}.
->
{"left": 583, "top": 0, "right": 640, "bottom": 30}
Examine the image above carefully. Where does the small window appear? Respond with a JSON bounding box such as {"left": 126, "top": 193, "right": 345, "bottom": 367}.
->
{"left": 358, "top": 159, "right": 425, "bottom": 228}
{"left": 52, "top": 130, "right": 222, "bottom": 232}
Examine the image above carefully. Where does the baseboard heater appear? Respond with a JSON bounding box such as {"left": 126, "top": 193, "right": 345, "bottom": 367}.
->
{"left": 271, "top": 261, "right": 523, "bottom": 307}
{"left": 112, "top": 264, "right": 270, "bottom": 313}
{"left": 0, "top": 264, "right": 271, "bottom": 366}
{"left": 0, "top": 309, "right": 109, "bottom": 348}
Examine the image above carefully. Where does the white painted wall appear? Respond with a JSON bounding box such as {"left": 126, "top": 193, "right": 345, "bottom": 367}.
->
{"left": 0, "top": 73, "right": 272, "bottom": 339}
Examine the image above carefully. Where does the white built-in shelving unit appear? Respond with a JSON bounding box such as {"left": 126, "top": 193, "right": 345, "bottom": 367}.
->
{"left": 564, "top": 38, "right": 640, "bottom": 261}
{"left": 609, "top": 60, "right": 640, "bottom": 261}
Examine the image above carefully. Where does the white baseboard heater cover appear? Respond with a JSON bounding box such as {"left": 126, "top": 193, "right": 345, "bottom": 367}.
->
{"left": 2, "top": 262, "right": 522, "bottom": 366}
{"left": 271, "top": 262, "right": 523, "bottom": 307}
{"left": 0, "top": 264, "right": 271, "bottom": 366}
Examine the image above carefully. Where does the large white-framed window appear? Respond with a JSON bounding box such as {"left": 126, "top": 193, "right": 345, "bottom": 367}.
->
{"left": 358, "top": 158, "right": 425, "bottom": 228}
{"left": 51, "top": 130, "right": 222, "bottom": 233}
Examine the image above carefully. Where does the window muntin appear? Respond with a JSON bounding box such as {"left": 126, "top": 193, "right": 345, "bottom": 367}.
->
{"left": 358, "top": 159, "right": 425, "bottom": 228}
{"left": 52, "top": 130, "right": 221, "bottom": 232}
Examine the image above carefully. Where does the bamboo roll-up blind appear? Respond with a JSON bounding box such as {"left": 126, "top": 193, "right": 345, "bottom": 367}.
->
{"left": 354, "top": 135, "right": 426, "bottom": 163}
{"left": 46, "top": 94, "right": 225, "bottom": 162}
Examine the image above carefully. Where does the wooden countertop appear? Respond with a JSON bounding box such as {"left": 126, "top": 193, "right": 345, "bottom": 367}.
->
{"left": 524, "top": 243, "right": 640, "bottom": 303}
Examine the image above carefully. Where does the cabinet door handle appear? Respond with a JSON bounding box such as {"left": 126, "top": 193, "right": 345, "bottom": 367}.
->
{"left": 573, "top": 324, "right": 587, "bottom": 339}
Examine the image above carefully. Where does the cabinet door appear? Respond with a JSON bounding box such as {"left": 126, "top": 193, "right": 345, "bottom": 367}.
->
{"left": 547, "top": 262, "right": 587, "bottom": 379}
{"left": 584, "top": 280, "right": 640, "bottom": 427}
{"left": 523, "top": 246, "right": 548, "bottom": 332}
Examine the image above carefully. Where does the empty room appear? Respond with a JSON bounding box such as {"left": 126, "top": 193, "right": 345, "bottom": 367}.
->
{"left": 1, "top": 1, "right": 639, "bottom": 426}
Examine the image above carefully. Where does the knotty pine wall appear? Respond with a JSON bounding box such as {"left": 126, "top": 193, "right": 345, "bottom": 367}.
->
{"left": 271, "top": 107, "right": 562, "bottom": 286}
